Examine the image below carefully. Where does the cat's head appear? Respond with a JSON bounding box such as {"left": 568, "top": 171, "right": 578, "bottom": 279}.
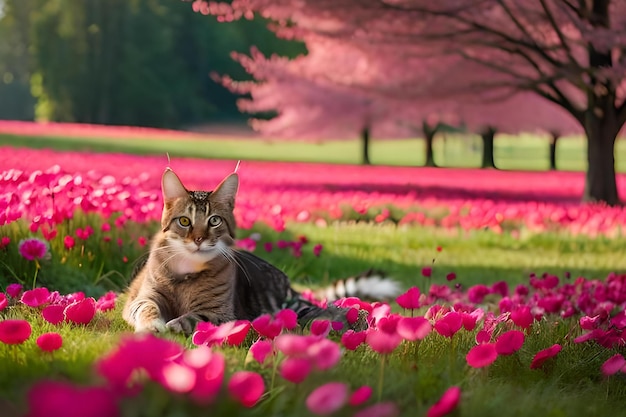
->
{"left": 158, "top": 168, "right": 238, "bottom": 265}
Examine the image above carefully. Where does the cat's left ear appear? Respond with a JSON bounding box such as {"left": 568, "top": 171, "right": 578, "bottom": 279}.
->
{"left": 211, "top": 173, "right": 238, "bottom": 208}
{"left": 162, "top": 168, "right": 189, "bottom": 202}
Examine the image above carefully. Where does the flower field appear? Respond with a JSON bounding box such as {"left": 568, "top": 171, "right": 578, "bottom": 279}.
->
{"left": 2, "top": 144, "right": 626, "bottom": 417}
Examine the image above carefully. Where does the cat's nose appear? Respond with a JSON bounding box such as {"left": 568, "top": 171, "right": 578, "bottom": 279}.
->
{"left": 194, "top": 237, "right": 205, "bottom": 245}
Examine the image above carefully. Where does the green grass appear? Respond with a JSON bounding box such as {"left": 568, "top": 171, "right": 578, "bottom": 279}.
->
{"left": 4, "top": 131, "right": 626, "bottom": 171}
{"left": 2, "top": 215, "right": 626, "bottom": 416}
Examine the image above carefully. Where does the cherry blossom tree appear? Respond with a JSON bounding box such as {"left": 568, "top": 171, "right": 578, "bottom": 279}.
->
{"left": 193, "top": 0, "right": 626, "bottom": 205}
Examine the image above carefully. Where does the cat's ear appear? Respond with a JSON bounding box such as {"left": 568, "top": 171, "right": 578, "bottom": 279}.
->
{"left": 211, "top": 173, "right": 238, "bottom": 207}
{"left": 162, "top": 168, "right": 188, "bottom": 202}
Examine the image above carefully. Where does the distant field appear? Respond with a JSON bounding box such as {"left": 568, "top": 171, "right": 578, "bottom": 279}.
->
{"left": 2, "top": 126, "right": 626, "bottom": 172}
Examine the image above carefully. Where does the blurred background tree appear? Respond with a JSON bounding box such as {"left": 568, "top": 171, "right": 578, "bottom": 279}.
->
{"left": 0, "top": 0, "right": 304, "bottom": 127}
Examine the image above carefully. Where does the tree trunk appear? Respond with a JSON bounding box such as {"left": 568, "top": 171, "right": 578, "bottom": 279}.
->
{"left": 548, "top": 132, "right": 559, "bottom": 171}
{"left": 423, "top": 121, "right": 437, "bottom": 167}
{"left": 361, "top": 126, "right": 371, "bottom": 165}
{"left": 480, "top": 127, "right": 496, "bottom": 169}
{"left": 583, "top": 111, "right": 619, "bottom": 204}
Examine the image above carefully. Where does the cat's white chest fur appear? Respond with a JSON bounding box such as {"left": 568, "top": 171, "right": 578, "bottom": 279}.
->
{"left": 167, "top": 240, "right": 223, "bottom": 275}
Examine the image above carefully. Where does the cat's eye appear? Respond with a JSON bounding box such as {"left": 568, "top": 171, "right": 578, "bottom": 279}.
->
{"left": 177, "top": 216, "right": 191, "bottom": 227}
{"left": 208, "top": 215, "right": 222, "bottom": 227}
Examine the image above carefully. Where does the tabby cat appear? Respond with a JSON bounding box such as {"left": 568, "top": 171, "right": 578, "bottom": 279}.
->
{"left": 122, "top": 168, "right": 399, "bottom": 335}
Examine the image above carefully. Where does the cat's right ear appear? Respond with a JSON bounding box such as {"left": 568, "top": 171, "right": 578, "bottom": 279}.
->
{"left": 162, "top": 168, "right": 188, "bottom": 202}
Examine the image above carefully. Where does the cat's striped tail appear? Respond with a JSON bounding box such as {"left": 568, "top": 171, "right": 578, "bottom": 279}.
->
{"left": 312, "top": 269, "right": 402, "bottom": 303}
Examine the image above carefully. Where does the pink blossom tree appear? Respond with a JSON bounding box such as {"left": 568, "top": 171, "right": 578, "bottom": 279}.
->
{"left": 193, "top": 0, "right": 626, "bottom": 205}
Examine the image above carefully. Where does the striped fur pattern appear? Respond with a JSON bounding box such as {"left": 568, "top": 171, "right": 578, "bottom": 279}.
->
{"left": 122, "top": 168, "right": 400, "bottom": 335}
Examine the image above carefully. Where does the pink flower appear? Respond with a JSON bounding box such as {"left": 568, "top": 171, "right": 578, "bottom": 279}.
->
{"left": 42, "top": 305, "right": 65, "bottom": 325}
{"left": 349, "top": 386, "right": 373, "bottom": 406}
{"left": 63, "top": 235, "right": 75, "bottom": 250}
{"left": 137, "top": 236, "right": 148, "bottom": 246}
{"left": 249, "top": 339, "right": 274, "bottom": 364}
{"left": 185, "top": 347, "right": 225, "bottom": 404}
{"left": 313, "top": 243, "right": 323, "bottom": 256}
{"left": 0, "top": 293, "right": 7, "bottom": 311}
{"left": 396, "top": 286, "right": 420, "bottom": 309}
{"left": 37, "top": 332, "right": 63, "bottom": 352}
{"left": 21, "top": 287, "right": 51, "bottom": 307}
{"left": 159, "top": 362, "right": 196, "bottom": 393}
{"left": 25, "top": 380, "right": 119, "bottom": 417}
{"left": 280, "top": 357, "right": 312, "bottom": 383}
{"left": 421, "top": 266, "right": 432, "bottom": 278}
{"left": 601, "top": 354, "right": 626, "bottom": 376}
{"left": 6, "top": 283, "right": 23, "bottom": 298}
{"left": 18, "top": 237, "right": 49, "bottom": 261}
{"left": 275, "top": 309, "right": 298, "bottom": 330}
{"left": 64, "top": 297, "right": 96, "bottom": 325}
{"left": 95, "top": 291, "right": 116, "bottom": 312}
{"left": 466, "top": 343, "right": 498, "bottom": 368}
{"left": 530, "top": 344, "right": 562, "bottom": 369}
{"left": 341, "top": 330, "right": 367, "bottom": 350}
{"left": 310, "top": 319, "right": 331, "bottom": 337}
{"left": 306, "top": 382, "right": 348, "bottom": 415}
{"left": 0, "top": 236, "right": 9, "bottom": 249}
{"left": 252, "top": 313, "right": 283, "bottom": 339}
{"left": 0, "top": 319, "right": 32, "bottom": 344}
{"left": 510, "top": 306, "right": 533, "bottom": 329}
{"left": 427, "top": 386, "right": 461, "bottom": 417}
{"left": 495, "top": 330, "right": 525, "bottom": 355}
{"left": 397, "top": 316, "right": 432, "bottom": 341}
{"left": 307, "top": 338, "right": 341, "bottom": 370}
{"left": 366, "top": 327, "right": 402, "bottom": 354}
{"left": 354, "top": 402, "right": 399, "bottom": 417}
{"left": 434, "top": 312, "right": 463, "bottom": 338}
{"left": 446, "top": 272, "right": 456, "bottom": 281}
{"left": 227, "top": 371, "right": 265, "bottom": 407}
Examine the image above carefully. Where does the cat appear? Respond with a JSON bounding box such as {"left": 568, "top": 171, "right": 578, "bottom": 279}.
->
{"left": 122, "top": 168, "right": 400, "bottom": 335}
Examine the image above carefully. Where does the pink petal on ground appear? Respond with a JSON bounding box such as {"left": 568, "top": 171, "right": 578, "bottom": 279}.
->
{"left": 64, "top": 297, "right": 96, "bottom": 325}
{"left": 601, "top": 354, "right": 626, "bottom": 376}
{"left": 306, "top": 382, "right": 348, "bottom": 416}
{"left": 495, "top": 330, "right": 525, "bottom": 355}
{"left": 227, "top": 371, "right": 265, "bottom": 407}
{"left": 42, "top": 305, "right": 65, "bottom": 325}
{"left": 466, "top": 343, "right": 498, "bottom": 368}
{"left": 280, "top": 357, "right": 312, "bottom": 383}
{"left": 36, "top": 332, "right": 63, "bottom": 352}
{"left": 0, "top": 319, "right": 32, "bottom": 344}
{"left": 530, "top": 344, "right": 562, "bottom": 370}
{"left": 427, "top": 386, "right": 461, "bottom": 417}
{"left": 397, "top": 316, "right": 432, "bottom": 341}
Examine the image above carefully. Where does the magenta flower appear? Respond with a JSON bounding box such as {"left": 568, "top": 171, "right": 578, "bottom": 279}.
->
{"left": 275, "top": 309, "right": 298, "bottom": 330}
{"left": 365, "top": 327, "right": 402, "bottom": 354}
{"left": 466, "top": 343, "right": 498, "bottom": 368}
{"left": 227, "top": 371, "right": 265, "bottom": 407}
{"left": 349, "top": 385, "right": 373, "bottom": 406}
{"left": 37, "top": 332, "right": 63, "bottom": 352}
{"left": 421, "top": 266, "right": 433, "bottom": 278}
{"left": 95, "top": 291, "right": 116, "bottom": 312}
{"left": 530, "top": 344, "right": 562, "bottom": 369}
{"left": 396, "top": 286, "right": 420, "bottom": 309}
{"left": 42, "top": 305, "right": 65, "bottom": 325}
{"left": 25, "top": 380, "right": 119, "bottom": 417}
{"left": 446, "top": 272, "right": 456, "bottom": 281}
{"left": 159, "top": 362, "right": 196, "bottom": 393}
{"left": 63, "top": 236, "right": 75, "bottom": 250}
{"left": 6, "top": 283, "right": 23, "bottom": 298}
{"left": 601, "top": 354, "right": 626, "bottom": 376}
{"left": 0, "top": 293, "right": 7, "bottom": 311}
{"left": 64, "top": 297, "right": 96, "bottom": 325}
{"left": 510, "top": 306, "right": 533, "bottom": 329}
{"left": 434, "top": 312, "right": 463, "bottom": 338}
{"left": 0, "top": 319, "right": 32, "bottom": 344}
{"left": 427, "top": 386, "right": 461, "bottom": 417}
{"left": 18, "top": 237, "right": 49, "bottom": 261}
{"left": 306, "top": 382, "right": 348, "bottom": 416}
{"left": 252, "top": 314, "right": 283, "bottom": 339}
{"left": 185, "top": 347, "right": 225, "bottom": 404}
{"left": 0, "top": 236, "right": 9, "bottom": 249}
{"left": 249, "top": 339, "right": 274, "bottom": 364}
{"left": 495, "top": 330, "right": 525, "bottom": 355}
{"left": 280, "top": 357, "right": 312, "bottom": 383}
{"left": 307, "top": 338, "right": 341, "bottom": 370}
{"left": 341, "top": 330, "right": 367, "bottom": 350}
{"left": 313, "top": 243, "right": 323, "bottom": 257}
{"left": 397, "top": 316, "right": 432, "bottom": 341}
{"left": 310, "top": 319, "right": 331, "bottom": 337}
{"left": 21, "top": 287, "right": 51, "bottom": 307}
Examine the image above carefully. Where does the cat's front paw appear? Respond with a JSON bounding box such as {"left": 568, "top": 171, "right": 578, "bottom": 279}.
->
{"left": 166, "top": 314, "right": 199, "bottom": 335}
{"left": 135, "top": 318, "right": 167, "bottom": 333}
